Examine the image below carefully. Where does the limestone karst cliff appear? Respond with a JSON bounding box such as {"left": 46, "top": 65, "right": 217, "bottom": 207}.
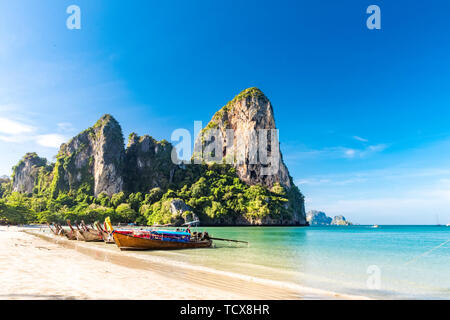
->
{"left": 197, "top": 88, "right": 292, "bottom": 189}
{"left": 123, "top": 133, "right": 178, "bottom": 193}
{"left": 8, "top": 88, "right": 307, "bottom": 226}
{"left": 50, "top": 114, "right": 125, "bottom": 197}
{"left": 196, "top": 88, "right": 306, "bottom": 225}
{"left": 12, "top": 153, "right": 48, "bottom": 194}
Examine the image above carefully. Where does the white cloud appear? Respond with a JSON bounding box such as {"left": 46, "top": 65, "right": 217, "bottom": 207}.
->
{"left": 367, "top": 144, "right": 387, "bottom": 153}
{"left": 284, "top": 143, "right": 388, "bottom": 161}
{"left": 296, "top": 178, "right": 331, "bottom": 185}
{"left": 35, "top": 134, "right": 66, "bottom": 148}
{"left": 57, "top": 122, "right": 75, "bottom": 133}
{"left": 0, "top": 134, "right": 30, "bottom": 143}
{"left": 342, "top": 144, "right": 388, "bottom": 158}
{"left": 296, "top": 176, "right": 367, "bottom": 186}
{"left": 353, "top": 135, "right": 368, "bottom": 142}
{"left": 0, "top": 116, "right": 68, "bottom": 149}
{"left": 0, "top": 117, "right": 34, "bottom": 134}
{"left": 344, "top": 149, "right": 356, "bottom": 157}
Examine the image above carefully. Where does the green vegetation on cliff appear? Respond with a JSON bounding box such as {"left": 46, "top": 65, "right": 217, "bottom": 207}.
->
{"left": 0, "top": 161, "right": 302, "bottom": 226}
{"left": 142, "top": 163, "right": 293, "bottom": 225}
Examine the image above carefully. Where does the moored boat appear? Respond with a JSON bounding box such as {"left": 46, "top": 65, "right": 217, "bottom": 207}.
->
{"left": 56, "top": 223, "right": 77, "bottom": 240}
{"left": 95, "top": 221, "right": 115, "bottom": 244}
{"left": 64, "top": 220, "right": 78, "bottom": 240}
{"left": 112, "top": 229, "right": 212, "bottom": 251}
{"left": 46, "top": 222, "right": 77, "bottom": 240}
{"left": 72, "top": 220, "right": 103, "bottom": 242}
{"left": 46, "top": 223, "right": 56, "bottom": 235}
{"left": 102, "top": 217, "right": 247, "bottom": 251}
{"left": 75, "top": 229, "right": 103, "bottom": 242}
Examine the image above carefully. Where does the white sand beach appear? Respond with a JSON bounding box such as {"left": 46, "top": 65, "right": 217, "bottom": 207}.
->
{"left": 0, "top": 226, "right": 366, "bottom": 300}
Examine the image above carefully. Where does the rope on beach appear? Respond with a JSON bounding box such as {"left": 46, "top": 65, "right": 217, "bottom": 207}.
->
{"left": 404, "top": 238, "right": 450, "bottom": 266}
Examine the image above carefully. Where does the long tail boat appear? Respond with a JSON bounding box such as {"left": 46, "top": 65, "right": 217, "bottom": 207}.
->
{"left": 63, "top": 220, "right": 78, "bottom": 240}
{"left": 72, "top": 220, "right": 103, "bottom": 242}
{"left": 54, "top": 223, "right": 64, "bottom": 236}
{"left": 95, "top": 221, "right": 115, "bottom": 244}
{"left": 112, "top": 229, "right": 213, "bottom": 251}
{"left": 101, "top": 216, "right": 210, "bottom": 251}
{"left": 46, "top": 222, "right": 77, "bottom": 240}
{"left": 46, "top": 222, "right": 58, "bottom": 235}
{"left": 102, "top": 217, "right": 248, "bottom": 251}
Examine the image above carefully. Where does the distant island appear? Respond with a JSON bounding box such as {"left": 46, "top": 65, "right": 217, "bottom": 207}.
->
{"left": 0, "top": 88, "right": 307, "bottom": 226}
{"left": 306, "top": 210, "right": 353, "bottom": 226}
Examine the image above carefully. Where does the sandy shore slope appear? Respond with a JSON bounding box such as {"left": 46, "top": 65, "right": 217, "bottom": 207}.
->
{"left": 0, "top": 226, "right": 366, "bottom": 300}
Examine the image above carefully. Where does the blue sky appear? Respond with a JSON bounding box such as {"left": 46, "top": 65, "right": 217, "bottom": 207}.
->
{"left": 1, "top": 1, "right": 450, "bottom": 224}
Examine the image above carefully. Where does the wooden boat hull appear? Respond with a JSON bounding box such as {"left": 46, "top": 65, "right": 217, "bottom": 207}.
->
{"left": 75, "top": 230, "right": 103, "bottom": 242}
{"left": 113, "top": 232, "right": 212, "bottom": 251}
{"left": 62, "top": 229, "right": 77, "bottom": 240}
{"left": 93, "top": 222, "right": 115, "bottom": 244}
{"left": 100, "top": 230, "right": 115, "bottom": 244}
{"left": 65, "top": 234, "right": 77, "bottom": 240}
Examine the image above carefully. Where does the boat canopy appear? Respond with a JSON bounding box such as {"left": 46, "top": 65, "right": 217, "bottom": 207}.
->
{"left": 152, "top": 230, "right": 190, "bottom": 236}
{"left": 115, "top": 229, "right": 190, "bottom": 237}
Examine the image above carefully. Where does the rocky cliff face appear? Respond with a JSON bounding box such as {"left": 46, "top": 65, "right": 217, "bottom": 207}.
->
{"left": 169, "top": 199, "right": 198, "bottom": 225}
{"left": 123, "top": 133, "right": 178, "bottom": 193}
{"left": 197, "top": 88, "right": 306, "bottom": 224}
{"left": 12, "top": 153, "right": 47, "bottom": 194}
{"left": 197, "top": 88, "right": 292, "bottom": 189}
{"left": 51, "top": 114, "right": 124, "bottom": 197}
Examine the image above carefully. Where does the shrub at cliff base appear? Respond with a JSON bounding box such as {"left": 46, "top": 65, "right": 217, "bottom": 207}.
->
{"left": 0, "top": 200, "right": 28, "bottom": 225}
{"left": 142, "top": 164, "right": 290, "bottom": 225}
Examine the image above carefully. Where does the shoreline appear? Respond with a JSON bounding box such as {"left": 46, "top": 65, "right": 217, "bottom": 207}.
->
{"left": 1, "top": 226, "right": 370, "bottom": 300}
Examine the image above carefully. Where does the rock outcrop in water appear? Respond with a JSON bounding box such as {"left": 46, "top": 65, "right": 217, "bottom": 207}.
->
{"left": 331, "top": 215, "right": 352, "bottom": 226}
{"left": 307, "top": 210, "right": 332, "bottom": 225}
{"left": 307, "top": 210, "right": 352, "bottom": 226}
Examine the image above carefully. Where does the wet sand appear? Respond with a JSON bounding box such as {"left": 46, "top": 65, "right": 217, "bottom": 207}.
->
{"left": 0, "top": 226, "right": 366, "bottom": 300}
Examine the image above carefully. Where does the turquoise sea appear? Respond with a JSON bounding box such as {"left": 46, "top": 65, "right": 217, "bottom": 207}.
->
{"left": 140, "top": 225, "right": 450, "bottom": 299}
